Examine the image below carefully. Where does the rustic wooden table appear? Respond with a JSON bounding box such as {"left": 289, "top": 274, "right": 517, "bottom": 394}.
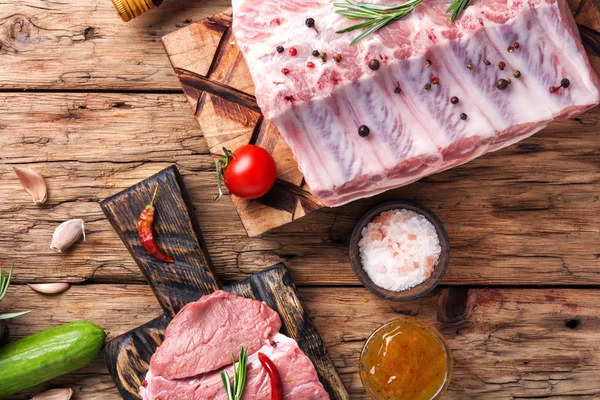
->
{"left": 2, "top": 0, "right": 600, "bottom": 399}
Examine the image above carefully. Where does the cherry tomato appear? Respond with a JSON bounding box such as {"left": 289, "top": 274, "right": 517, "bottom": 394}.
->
{"left": 218, "top": 145, "right": 277, "bottom": 199}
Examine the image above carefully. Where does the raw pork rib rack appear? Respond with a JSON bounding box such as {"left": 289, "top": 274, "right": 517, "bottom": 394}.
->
{"left": 233, "top": 0, "right": 600, "bottom": 207}
{"left": 162, "top": 0, "right": 600, "bottom": 236}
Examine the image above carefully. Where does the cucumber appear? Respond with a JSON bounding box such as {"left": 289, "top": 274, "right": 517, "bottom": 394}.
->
{"left": 0, "top": 320, "right": 106, "bottom": 398}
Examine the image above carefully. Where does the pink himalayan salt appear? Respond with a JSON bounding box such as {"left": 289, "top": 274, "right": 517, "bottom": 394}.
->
{"left": 358, "top": 209, "right": 441, "bottom": 292}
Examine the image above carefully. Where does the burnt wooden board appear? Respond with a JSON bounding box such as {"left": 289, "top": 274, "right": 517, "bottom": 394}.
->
{"left": 162, "top": 1, "right": 600, "bottom": 237}
{"left": 100, "top": 165, "right": 348, "bottom": 400}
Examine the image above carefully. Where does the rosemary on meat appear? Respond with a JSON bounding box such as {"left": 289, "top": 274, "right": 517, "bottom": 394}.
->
{"left": 221, "top": 347, "right": 249, "bottom": 400}
{"left": 334, "top": 0, "right": 423, "bottom": 45}
{"left": 446, "top": 0, "right": 472, "bottom": 22}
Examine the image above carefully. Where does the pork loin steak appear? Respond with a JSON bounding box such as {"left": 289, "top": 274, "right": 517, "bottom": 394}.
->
{"left": 141, "top": 334, "right": 330, "bottom": 400}
{"left": 232, "top": 0, "right": 600, "bottom": 207}
{"left": 149, "top": 290, "right": 282, "bottom": 380}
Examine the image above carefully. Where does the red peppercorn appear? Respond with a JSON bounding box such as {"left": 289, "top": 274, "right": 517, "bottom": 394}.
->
{"left": 513, "top": 42, "right": 520, "bottom": 49}
{"left": 430, "top": 76, "right": 440, "bottom": 85}
{"left": 289, "top": 47, "right": 297, "bottom": 56}
{"left": 307, "top": 62, "right": 315, "bottom": 68}
{"left": 284, "top": 95, "right": 295, "bottom": 101}
{"left": 281, "top": 68, "right": 289, "bottom": 75}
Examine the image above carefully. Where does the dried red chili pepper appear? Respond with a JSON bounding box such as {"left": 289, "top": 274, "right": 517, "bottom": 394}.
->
{"left": 257, "top": 352, "right": 283, "bottom": 400}
{"left": 137, "top": 186, "right": 174, "bottom": 263}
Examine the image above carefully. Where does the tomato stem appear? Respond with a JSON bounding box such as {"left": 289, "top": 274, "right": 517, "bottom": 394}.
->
{"left": 214, "top": 147, "right": 235, "bottom": 201}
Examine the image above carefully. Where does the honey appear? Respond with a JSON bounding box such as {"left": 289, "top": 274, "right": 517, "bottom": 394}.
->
{"left": 360, "top": 318, "right": 452, "bottom": 400}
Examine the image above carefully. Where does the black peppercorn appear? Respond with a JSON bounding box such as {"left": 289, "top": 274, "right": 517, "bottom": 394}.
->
{"left": 368, "top": 59, "right": 380, "bottom": 71}
{"left": 305, "top": 17, "right": 318, "bottom": 33}
{"left": 276, "top": 46, "right": 284, "bottom": 54}
{"left": 395, "top": 82, "right": 401, "bottom": 94}
{"left": 358, "top": 125, "right": 370, "bottom": 137}
{"left": 467, "top": 63, "right": 474, "bottom": 70}
{"left": 561, "top": 78, "right": 570, "bottom": 88}
{"left": 496, "top": 79, "right": 509, "bottom": 90}
{"left": 513, "top": 70, "right": 521, "bottom": 78}
{"left": 450, "top": 96, "right": 459, "bottom": 104}
{"left": 426, "top": 59, "right": 432, "bottom": 68}
{"left": 460, "top": 113, "right": 468, "bottom": 120}
{"left": 424, "top": 83, "right": 432, "bottom": 90}
{"left": 483, "top": 59, "right": 491, "bottom": 66}
{"left": 312, "top": 50, "right": 320, "bottom": 57}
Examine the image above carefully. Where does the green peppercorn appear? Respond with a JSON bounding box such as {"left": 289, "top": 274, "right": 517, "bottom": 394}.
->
{"left": 424, "top": 83, "right": 431, "bottom": 90}
{"left": 513, "top": 70, "right": 521, "bottom": 78}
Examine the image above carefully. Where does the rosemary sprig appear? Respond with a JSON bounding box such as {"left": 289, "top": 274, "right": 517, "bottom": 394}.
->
{"left": 446, "top": 0, "right": 472, "bottom": 22}
{"left": 0, "top": 263, "right": 31, "bottom": 320}
{"left": 221, "top": 347, "right": 249, "bottom": 400}
{"left": 334, "top": 0, "right": 423, "bottom": 45}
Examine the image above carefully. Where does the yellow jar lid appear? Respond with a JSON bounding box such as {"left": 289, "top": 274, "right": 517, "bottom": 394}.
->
{"left": 112, "top": 0, "right": 155, "bottom": 22}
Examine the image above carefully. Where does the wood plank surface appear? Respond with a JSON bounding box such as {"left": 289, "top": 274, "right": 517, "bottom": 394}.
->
{"left": 1, "top": 93, "right": 599, "bottom": 286}
{"left": 3, "top": 284, "right": 600, "bottom": 399}
{"left": 0, "top": 0, "right": 229, "bottom": 90}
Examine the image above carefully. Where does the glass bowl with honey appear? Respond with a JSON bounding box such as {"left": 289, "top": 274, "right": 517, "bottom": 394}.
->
{"left": 360, "top": 318, "right": 452, "bottom": 400}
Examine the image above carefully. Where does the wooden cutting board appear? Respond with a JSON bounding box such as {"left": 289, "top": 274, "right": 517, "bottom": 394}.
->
{"left": 100, "top": 166, "right": 349, "bottom": 400}
{"left": 161, "top": 1, "right": 600, "bottom": 237}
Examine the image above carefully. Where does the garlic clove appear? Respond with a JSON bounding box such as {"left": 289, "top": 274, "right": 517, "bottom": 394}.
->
{"left": 13, "top": 167, "right": 48, "bottom": 205}
{"left": 50, "top": 219, "right": 86, "bottom": 252}
{"left": 31, "top": 388, "right": 73, "bottom": 400}
{"left": 28, "top": 283, "right": 70, "bottom": 294}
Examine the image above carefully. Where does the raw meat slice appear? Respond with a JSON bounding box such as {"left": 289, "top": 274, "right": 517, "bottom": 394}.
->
{"left": 140, "top": 333, "right": 329, "bottom": 400}
{"left": 149, "top": 290, "right": 282, "bottom": 380}
{"left": 232, "top": 0, "right": 600, "bottom": 206}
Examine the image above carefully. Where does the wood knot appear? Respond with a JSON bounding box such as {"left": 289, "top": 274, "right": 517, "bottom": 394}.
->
{"left": 437, "top": 288, "right": 469, "bottom": 323}
{"left": 565, "top": 319, "right": 581, "bottom": 329}
{"left": 84, "top": 27, "right": 96, "bottom": 40}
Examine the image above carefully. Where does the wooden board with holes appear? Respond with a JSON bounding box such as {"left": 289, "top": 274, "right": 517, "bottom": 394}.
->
{"left": 161, "top": 1, "right": 600, "bottom": 237}
{"left": 100, "top": 166, "right": 348, "bottom": 400}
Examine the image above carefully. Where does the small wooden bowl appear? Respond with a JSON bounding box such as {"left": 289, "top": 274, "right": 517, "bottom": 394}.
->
{"left": 349, "top": 200, "right": 450, "bottom": 301}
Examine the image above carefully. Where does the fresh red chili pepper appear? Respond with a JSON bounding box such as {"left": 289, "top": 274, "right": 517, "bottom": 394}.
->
{"left": 137, "top": 186, "right": 174, "bottom": 263}
{"left": 257, "top": 352, "right": 283, "bottom": 400}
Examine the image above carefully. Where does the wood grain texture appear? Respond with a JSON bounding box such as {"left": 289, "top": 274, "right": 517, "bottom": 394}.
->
{"left": 101, "top": 167, "right": 347, "bottom": 400}
{"left": 162, "top": 10, "right": 324, "bottom": 237}
{"left": 0, "top": 0, "right": 230, "bottom": 90}
{"left": 161, "top": 0, "right": 600, "bottom": 237}
{"left": 0, "top": 92, "right": 599, "bottom": 286}
{"left": 3, "top": 284, "right": 600, "bottom": 399}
